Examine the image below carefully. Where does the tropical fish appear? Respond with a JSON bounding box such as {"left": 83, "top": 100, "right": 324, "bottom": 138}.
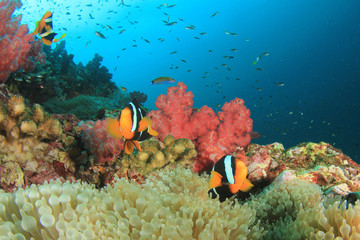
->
{"left": 106, "top": 99, "right": 158, "bottom": 154}
{"left": 152, "top": 77, "right": 175, "bottom": 85}
{"left": 95, "top": 31, "right": 106, "bottom": 39}
{"left": 211, "top": 11, "right": 219, "bottom": 17}
{"left": 208, "top": 155, "right": 254, "bottom": 202}
{"left": 33, "top": 11, "right": 66, "bottom": 45}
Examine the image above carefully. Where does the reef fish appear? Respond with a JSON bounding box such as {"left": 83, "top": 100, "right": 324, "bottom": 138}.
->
{"left": 33, "top": 11, "right": 66, "bottom": 45}
{"left": 106, "top": 99, "right": 158, "bottom": 154}
{"left": 208, "top": 155, "right": 254, "bottom": 202}
{"left": 151, "top": 77, "right": 175, "bottom": 85}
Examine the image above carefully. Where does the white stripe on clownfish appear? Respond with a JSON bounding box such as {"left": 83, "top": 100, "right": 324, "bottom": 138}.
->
{"left": 130, "top": 102, "right": 137, "bottom": 132}
{"left": 224, "top": 155, "right": 235, "bottom": 184}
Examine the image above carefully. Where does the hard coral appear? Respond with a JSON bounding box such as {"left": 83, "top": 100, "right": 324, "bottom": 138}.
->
{"left": 0, "top": 96, "right": 75, "bottom": 191}
{"left": 0, "top": 167, "right": 265, "bottom": 239}
{"left": 0, "top": 0, "right": 45, "bottom": 82}
{"left": 113, "top": 135, "right": 197, "bottom": 181}
{"left": 244, "top": 142, "right": 360, "bottom": 198}
{"left": 149, "top": 82, "right": 253, "bottom": 172}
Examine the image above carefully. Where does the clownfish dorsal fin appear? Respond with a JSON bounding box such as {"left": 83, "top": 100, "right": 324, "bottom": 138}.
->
{"left": 105, "top": 118, "right": 123, "bottom": 139}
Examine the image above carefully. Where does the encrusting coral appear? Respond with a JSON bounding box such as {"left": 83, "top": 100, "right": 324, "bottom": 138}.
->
{"left": 0, "top": 166, "right": 264, "bottom": 239}
{"left": 118, "top": 135, "right": 197, "bottom": 175}
{"left": 0, "top": 95, "right": 75, "bottom": 191}
{"left": 0, "top": 96, "right": 62, "bottom": 154}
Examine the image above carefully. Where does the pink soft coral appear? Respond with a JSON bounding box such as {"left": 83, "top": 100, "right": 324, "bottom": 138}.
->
{"left": 81, "top": 120, "right": 124, "bottom": 165}
{"left": 0, "top": 0, "right": 45, "bottom": 82}
{"left": 149, "top": 82, "right": 253, "bottom": 172}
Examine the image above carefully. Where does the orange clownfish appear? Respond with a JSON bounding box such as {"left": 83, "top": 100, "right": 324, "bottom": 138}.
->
{"left": 106, "top": 99, "right": 158, "bottom": 154}
{"left": 208, "top": 155, "right": 254, "bottom": 202}
{"left": 33, "top": 11, "right": 66, "bottom": 45}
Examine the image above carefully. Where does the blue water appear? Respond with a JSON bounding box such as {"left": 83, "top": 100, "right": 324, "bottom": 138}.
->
{"left": 17, "top": 0, "right": 360, "bottom": 162}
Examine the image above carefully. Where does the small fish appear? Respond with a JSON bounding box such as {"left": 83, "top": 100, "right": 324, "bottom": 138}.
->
{"left": 181, "top": 59, "right": 187, "bottom": 63}
{"left": 185, "top": 25, "right": 196, "bottom": 30}
{"left": 230, "top": 48, "right": 238, "bottom": 52}
{"left": 32, "top": 11, "right": 66, "bottom": 45}
{"left": 95, "top": 31, "right": 106, "bottom": 39}
{"left": 253, "top": 52, "right": 270, "bottom": 64}
{"left": 158, "top": 38, "right": 165, "bottom": 42}
{"left": 170, "top": 51, "right": 177, "bottom": 54}
{"left": 194, "top": 36, "right": 200, "bottom": 40}
{"left": 143, "top": 38, "right": 150, "bottom": 44}
{"left": 211, "top": 11, "right": 219, "bottom": 17}
{"left": 199, "top": 32, "right": 207, "bottom": 35}
{"left": 230, "top": 32, "right": 237, "bottom": 36}
{"left": 106, "top": 99, "right": 158, "bottom": 154}
{"left": 208, "top": 155, "right": 254, "bottom": 202}
{"left": 85, "top": 40, "right": 91, "bottom": 47}
{"left": 151, "top": 77, "right": 175, "bottom": 85}
{"left": 120, "top": 86, "right": 127, "bottom": 91}
{"left": 89, "top": 13, "right": 94, "bottom": 19}
{"left": 165, "top": 21, "right": 177, "bottom": 26}
{"left": 256, "top": 68, "right": 263, "bottom": 71}
{"left": 119, "top": 29, "right": 126, "bottom": 34}
{"left": 273, "top": 82, "right": 285, "bottom": 86}
{"left": 106, "top": 25, "right": 113, "bottom": 29}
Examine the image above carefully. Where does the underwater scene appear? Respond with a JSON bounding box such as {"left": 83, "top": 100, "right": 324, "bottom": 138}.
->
{"left": 0, "top": 0, "right": 360, "bottom": 239}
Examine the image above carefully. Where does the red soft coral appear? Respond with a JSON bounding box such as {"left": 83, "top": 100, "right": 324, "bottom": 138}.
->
{"left": 0, "top": 0, "right": 45, "bottom": 82}
{"left": 149, "top": 82, "right": 253, "bottom": 172}
{"left": 81, "top": 120, "right": 124, "bottom": 165}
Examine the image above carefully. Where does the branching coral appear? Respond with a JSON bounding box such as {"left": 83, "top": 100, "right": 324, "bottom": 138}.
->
{"left": 0, "top": 166, "right": 265, "bottom": 239}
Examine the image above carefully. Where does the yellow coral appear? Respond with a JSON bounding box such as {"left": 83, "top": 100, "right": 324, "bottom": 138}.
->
{"left": 0, "top": 167, "right": 264, "bottom": 239}
{"left": 119, "top": 135, "right": 197, "bottom": 177}
{"left": 7, "top": 95, "right": 25, "bottom": 117}
{"left": 37, "top": 116, "right": 63, "bottom": 140}
{"left": 31, "top": 104, "right": 44, "bottom": 123}
{"left": 20, "top": 120, "right": 37, "bottom": 136}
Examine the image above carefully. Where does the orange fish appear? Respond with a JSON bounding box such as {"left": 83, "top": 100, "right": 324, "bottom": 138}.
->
{"left": 208, "top": 155, "right": 253, "bottom": 202}
{"left": 106, "top": 99, "right": 158, "bottom": 154}
{"left": 33, "top": 11, "right": 66, "bottom": 45}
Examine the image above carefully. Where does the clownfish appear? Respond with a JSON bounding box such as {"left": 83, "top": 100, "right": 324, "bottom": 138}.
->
{"left": 105, "top": 99, "right": 158, "bottom": 154}
{"left": 33, "top": 11, "right": 66, "bottom": 45}
{"left": 208, "top": 155, "right": 254, "bottom": 202}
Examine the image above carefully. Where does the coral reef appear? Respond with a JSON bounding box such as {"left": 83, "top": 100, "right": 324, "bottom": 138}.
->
{"left": 0, "top": 96, "right": 75, "bottom": 191}
{"left": 129, "top": 90, "right": 147, "bottom": 105}
{"left": 108, "top": 135, "right": 197, "bottom": 183}
{"left": 0, "top": 167, "right": 264, "bottom": 239}
{"left": 43, "top": 90, "right": 131, "bottom": 120}
{"left": 80, "top": 119, "right": 124, "bottom": 166}
{"left": 149, "top": 82, "right": 253, "bottom": 172}
{"left": 243, "top": 141, "right": 360, "bottom": 197}
{"left": 0, "top": 0, "right": 45, "bottom": 82}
